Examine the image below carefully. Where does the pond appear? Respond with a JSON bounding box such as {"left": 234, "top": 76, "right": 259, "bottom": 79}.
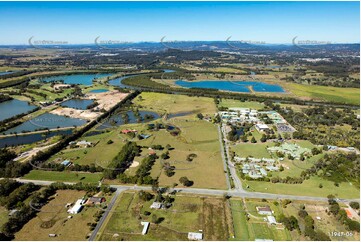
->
{"left": 97, "top": 110, "right": 160, "bottom": 130}
{"left": 60, "top": 99, "right": 94, "bottom": 110}
{"left": 0, "top": 71, "right": 15, "bottom": 76}
{"left": 175, "top": 80, "right": 285, "bottom": 93}
{"left": 163, "top": 69, "right": 176, "bottom": 73}
{"left": 108, "top": 75, "right": 137, "bottom": 88}
{"left": 0, "top": 129, "right": 72, "bottom": 148}
{"left": 0, "top": 99, "right": 38, "bottom": 122}
{"left": 3, "top": 113, "right": 87, "bottom": 134}
{"left": 88, "top": 89, "right": 109, "bottom": 93}
{"left": 40, "top": 73, "right": 114, "bottom": 86}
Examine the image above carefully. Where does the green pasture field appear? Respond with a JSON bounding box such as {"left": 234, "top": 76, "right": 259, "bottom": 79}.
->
{"left": 22, "top": 170, "right": 102, "bottom": 184}
{"left": 97, "top": 191, "right": 233, "bottom": 241}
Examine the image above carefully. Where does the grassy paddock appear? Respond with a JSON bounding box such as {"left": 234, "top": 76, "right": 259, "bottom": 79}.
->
{"left": 98, "top": 191, "right": 232, "bottom": 241}
{"left": 23, "top": 170, "right": 102, "bottom": 184}
{"left": 15, "top": 190, "right": 98, "bottom": 241}
{"left": 285, "top": 83, "right": 360, "bottom": 105}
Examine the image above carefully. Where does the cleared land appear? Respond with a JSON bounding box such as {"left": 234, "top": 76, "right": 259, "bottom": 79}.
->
{"left": 15, "top": 190, "right": 99, "bottom": 241}
{"left": 98, "top": 191, "right": 233, "bottom": 241}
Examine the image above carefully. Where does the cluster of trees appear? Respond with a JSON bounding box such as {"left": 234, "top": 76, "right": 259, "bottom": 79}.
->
{"left": 267, "top": 103, "right": 360, "bottom": 147}
{"left": 104, "top": 141, "right": 141, "bottom": 179}
{"left": 327, "top": 195, "right": 360, "bottom": 232}
{"left": 0, "top": 94, "right": 12, "bottom": 103}
{"left": 118, "top": 154, "right": 157, "bottom": 185}
{"left": 0, "top": 183, "right": 40, "bottom": 209}
{"left": 298, "top": 206, "right": 331, "bottom": 240}
{"left": 304, "top": 153, "right": 360, "bottom": 186}
{"left": 40, "top": 162, "right": 104, "bottom": 173}
{"left": 277, "top": 214, "right": 299, "bottom": 231}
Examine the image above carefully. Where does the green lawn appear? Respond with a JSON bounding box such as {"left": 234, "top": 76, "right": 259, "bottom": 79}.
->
{"left": 218, "top": 100, "right": 265, "bottom": 110}
{"left": 231, "top": 142, "right": 275, "bottom": 158}
{"left": 23, "top": 170, "right": 102, "bottom": 184}
{"left": 229, "top": 199, "right": 250, "bottom": 240}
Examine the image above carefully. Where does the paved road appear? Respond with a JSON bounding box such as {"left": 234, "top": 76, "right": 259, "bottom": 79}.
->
{"left": 13, "top": 178, "right": 360, "bottom": 203}
{"left": 88, "top": 188, "right": 125, "bottom": 241}
{"left": 220, "top": 123, "right": 244, "bottom": 192}
{"left": 217, "top": 124, "right": 231, "bottom": 190}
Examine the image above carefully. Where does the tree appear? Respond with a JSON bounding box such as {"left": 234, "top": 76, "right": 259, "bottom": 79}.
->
{"left": 196, "top": 113, "right": 204, "bottom": 120}
{"left": 179, "top": 176, "right": 194, "bottom": 187}
{"left": 260, "top": 134, "right": 267, "bottom": 142}
{"left": 251, "top": 136, "right": 257, "bottom": 143}
{"left": 349, "top": 201, "right": 360, "bottom": 210}
{"left": 139, "top": 190, "right": 153, "bottom": 201}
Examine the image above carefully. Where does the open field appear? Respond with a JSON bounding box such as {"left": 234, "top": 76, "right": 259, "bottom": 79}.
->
{"left": 0, "top": 206, "right": 8, "bottom": 229}
{"left": 15, "top": 190, "right": 98, "bottom": 241}
{"left": 284, "top": 82, "right": 360, "bottom": 105}
{"left": 243, "top": 175, "right": 359, "bottom": 199}
{"left": 231, "top": 142, "right": 274, "bottom": 158}
{"left": 98, "top": 191, "right": 233, "bottom": 241}
{"left": 230, "top": 198, "right": 291, "bottom": 241}
{"left": 218, "top": 99, "right": 266, "bottom": 110}
{"left": 23, "top": 170, "right": 102, "bottom": 184}
{"left": 133, "top": 92, "right": 217, "bottom": 116}
{"left": 108, "top": 118, "right": 227, "bottom": 189}
{"left": 48, "top": 130, "right": 126, "bottom": 166}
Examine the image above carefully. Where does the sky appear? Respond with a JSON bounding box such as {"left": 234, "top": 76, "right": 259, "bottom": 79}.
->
{"left": 0, "top": 1, "right": 359, "bottom": 45}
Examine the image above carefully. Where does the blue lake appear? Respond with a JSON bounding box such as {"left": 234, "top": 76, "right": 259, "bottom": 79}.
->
{"left": 108, "top": 75, "right": 134, "bottom": 88}
{"left": 175, "top": 80, "right": 285, "bottom": 93}
{"left": 40, "top": 73, "right": 114, "bottom": 86}
{"left": 0, "top": 99, "right": 38, "bottom": 122}
{"left": 89, "top": 89, "right": 109, "bottom": 93}
{"left": 97, "top": 110, "right": 160, "bottom": 130}
{"left": 4, "top": 113, "right": 87, "bottom": 134}
{"left": 0, "top": 129, "right": 72, "bottom": 148}
{"left": 61, "top": 99, "right": 94, "bottom": 110}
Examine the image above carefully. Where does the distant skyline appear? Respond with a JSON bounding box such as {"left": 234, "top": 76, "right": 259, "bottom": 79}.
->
{"left": 0, "top": 1, "right": 359, "bottom": 45}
